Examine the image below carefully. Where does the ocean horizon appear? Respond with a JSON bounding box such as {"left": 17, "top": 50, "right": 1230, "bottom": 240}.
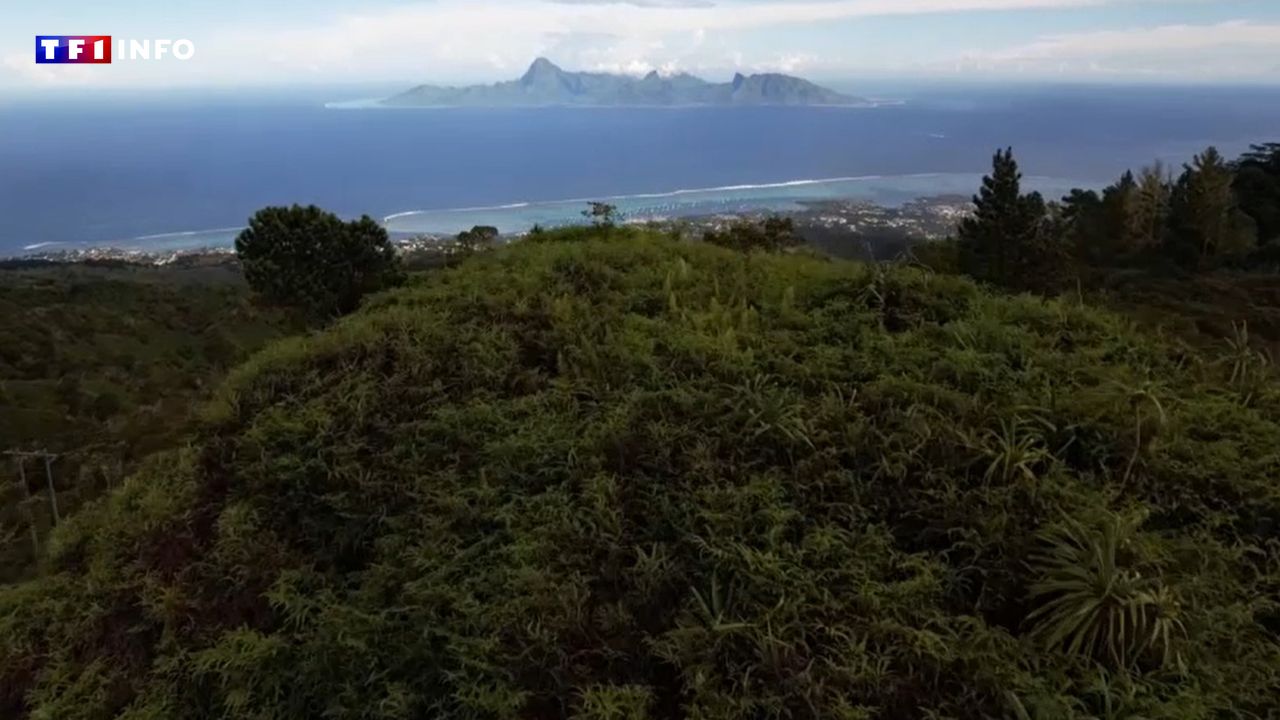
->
{"left": 4, "top": 83, "right": 1280, "bottom": 256}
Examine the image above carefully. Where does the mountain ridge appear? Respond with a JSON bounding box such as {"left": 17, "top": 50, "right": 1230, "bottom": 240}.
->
{"left": 384, "top": 57, "right": 870, "bottom": 107}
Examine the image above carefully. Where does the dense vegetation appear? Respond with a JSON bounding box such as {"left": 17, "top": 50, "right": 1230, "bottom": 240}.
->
{"left": 236, "top": 205, "right": 403, "bottom": 319}
{"left": 2, "top": 231, "right": 1277, "bottom": 718}
{"left": 703, "top": 216, "right": 801, "bottom": 253}
{"left": 942, "top": 144, "right": 1280, "bottom": 294}
{"left": 0, "top": 260, "right": 292, "bottom": 580}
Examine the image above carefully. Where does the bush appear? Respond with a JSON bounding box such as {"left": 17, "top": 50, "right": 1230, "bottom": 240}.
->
{"left": 2, "top": 231, "right": 1277, "bottom": 718}
{"left": 235, "top": 205, "right": 403, "bottom": 319}
{"left": 89, "top": 391, "right": 123, "bottom": 421}
{"left": 455, "top": 225, "right": 500, "bottom": 255}
{"left": 703, "top": 216, "right": 800, "bottom": 253}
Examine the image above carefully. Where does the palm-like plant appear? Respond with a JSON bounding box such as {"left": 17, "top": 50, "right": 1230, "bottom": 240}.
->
{"left": 1224, "top": 321, "right": 1272, "bottom": 402}
{"left": 981, "top": 417, "right": 1052, "bottom": 485}
{"left": 1026, "top": 511, "right": 1185, "bottom": 671}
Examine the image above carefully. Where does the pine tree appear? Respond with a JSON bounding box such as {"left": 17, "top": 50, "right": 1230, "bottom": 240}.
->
{"left": 1234, "top": 143, "right": 1280, "bottom": 246}
{"left": 1169, "top": 147, "right": 1256, "bottom": 268}
{"left": 958, "top": 148, "right": 1055, "bottom": 290}
{"left": 1060, "top": 188, "right": 1105, "bottom": 263}
{"left": 1126, "top": 162, "right": 1171, "bottom": 254}
{"left": 1098, "top": 171, "right": 1137, "bottom": 260}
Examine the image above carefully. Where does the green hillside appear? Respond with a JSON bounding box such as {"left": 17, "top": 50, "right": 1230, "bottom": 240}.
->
{"left": 0, "top": 260, "right": 293, "bottom": 580}
{"left": 2, "top": 233, "right": 1278, "bottom": 718}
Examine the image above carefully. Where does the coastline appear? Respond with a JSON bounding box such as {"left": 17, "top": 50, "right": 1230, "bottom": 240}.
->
{"left": 6, "top": 195, "right": 975, "bottom": 267}
{"left": 2, "top": 173, "right": 1093, "bottom": 263}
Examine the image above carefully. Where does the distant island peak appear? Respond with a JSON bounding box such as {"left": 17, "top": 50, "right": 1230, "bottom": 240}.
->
{"left": 384, "top": 58, "right": 870, "bottom": 108}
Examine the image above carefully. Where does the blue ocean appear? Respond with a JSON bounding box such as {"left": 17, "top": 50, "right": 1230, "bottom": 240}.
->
{"left": 3, "top": 83, "right": 1280, "bottom": 255}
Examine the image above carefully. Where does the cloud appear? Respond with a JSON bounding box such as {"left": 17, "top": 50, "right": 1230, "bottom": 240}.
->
{"left": 948, "top": 20, "right": 1280, "bottom": 78}
{"left": 209, "top": 0, "right": 1175, "bottom": 84}
{"left": 989, "top": 20, "right": 1280, "bottom": 59}
{"left": 1, "top": 0, "right": 1261, "bottom": 87}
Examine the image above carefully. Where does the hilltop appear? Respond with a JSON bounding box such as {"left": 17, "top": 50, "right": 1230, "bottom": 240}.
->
{"left": 384, "top": 57, "right": 869, "bottom": 107}
{"left": 2, "top": 230, "right": 1277, "bottom": 718}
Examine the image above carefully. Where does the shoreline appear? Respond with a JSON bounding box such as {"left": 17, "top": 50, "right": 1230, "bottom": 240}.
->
{"left": 5, "top": 194, "right": 978, "bottom": 267}
{"left": 2, "top": 173, "right": 1089, "bottom": 263}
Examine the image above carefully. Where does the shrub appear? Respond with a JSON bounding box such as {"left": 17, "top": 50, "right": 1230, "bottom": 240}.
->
{"left": 235, "top": 204, "right": 402, "bottom": 319}
{"left": 703, "top": 216, "right": 800, "bottom": 253}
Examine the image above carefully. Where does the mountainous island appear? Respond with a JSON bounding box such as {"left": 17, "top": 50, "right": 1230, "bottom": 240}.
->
{"left": 384, "top": 57, "right": 869, "bottom": 107}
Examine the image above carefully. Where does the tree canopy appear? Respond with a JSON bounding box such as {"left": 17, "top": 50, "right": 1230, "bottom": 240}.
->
{"left": 235, "top": 205, "right": 402, "bottom": 319}
{"left": 940, "top": 144, "right": 1280, "bottom": 289}
{"left": 957, "top": 149, "right": 1064, "bottom": 291}
{"left": 455, "top": 225, "right": 500, "bottom": 255}
{"left": 703, "top": 215, "right": 800, "bottom": 253}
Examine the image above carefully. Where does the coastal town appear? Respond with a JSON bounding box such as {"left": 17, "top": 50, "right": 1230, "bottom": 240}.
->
{"left": 8, "top": 195, "right": 976, "bottom": 266}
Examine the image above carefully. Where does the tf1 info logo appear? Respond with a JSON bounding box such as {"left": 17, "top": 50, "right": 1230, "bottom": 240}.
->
{"left": 35, "top": 36, "right": 195, "bottom": 64}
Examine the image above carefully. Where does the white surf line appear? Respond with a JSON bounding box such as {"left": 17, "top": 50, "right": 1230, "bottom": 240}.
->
{"left": 381, "top": 173, "right": 952, "bottom": 222}
{"left": 384, "top": 203, "right": 531, "bottom": 221}
{"left": 128, "top": 226, "right": 245, "bottom": 242}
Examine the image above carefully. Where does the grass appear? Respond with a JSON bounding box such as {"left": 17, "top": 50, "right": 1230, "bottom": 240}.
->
{"left": 0, "top": 230, "right": 1277, "bottom": 718}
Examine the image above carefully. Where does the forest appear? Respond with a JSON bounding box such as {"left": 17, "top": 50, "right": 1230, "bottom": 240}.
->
{"left": 0, "top": 144, "right": 1277, "bottom": 718}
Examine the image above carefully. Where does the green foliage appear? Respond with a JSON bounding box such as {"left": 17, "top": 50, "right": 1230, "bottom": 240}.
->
{"left": 909, "top": 237, "right": 961, "bottom": 275}
{"left": 235, "top": 204, "right": 403, "bottom": 319}
{"left": 958, "top": 148, "right": 1067, "bottom": 292}
{"left": 455, "top": 225, "right": 500, "bottom": 255}
{"left": 1044, "top": 144, "right": 1277, "bottom": 277}
{"left": 0, "top": 261, "right": 293, "bottom": 582}
{"left": 583, "top": 202, "right": 621, "bottom": 228}
{"left": 1234, "top": 143, "right": 1280, "bottom": 247}
{"left": 1027, "top": 511, "right": 1185, "bottom": 672}
{"left": 703, "top": 216, "right": 801, "bottom": 253}
{"left": 2, "top": 232, "right": 1278, "bottom": 718}
{"left": 1168, "top": 148, "right": 1257, "bottom": 268}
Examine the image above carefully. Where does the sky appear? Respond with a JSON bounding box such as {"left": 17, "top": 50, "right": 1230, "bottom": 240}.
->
{"left": 3, "top": 0, "right": 1280, "bottom": 89}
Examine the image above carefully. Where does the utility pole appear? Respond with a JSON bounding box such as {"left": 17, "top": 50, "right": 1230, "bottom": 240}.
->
{"left": 6, "top": 451, "right": 40, "bottom": 555}
{"left": 43, "top": 453, "right": 59, "bottom": 525}
{"left": 5, "top": 450, "right": 61, "bottom": 546}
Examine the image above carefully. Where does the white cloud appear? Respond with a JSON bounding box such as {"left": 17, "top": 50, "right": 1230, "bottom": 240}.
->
{"left": 203, "top": 0, "right": 1201, "bottom": 83}
{"left": 1, "top": 0, "right": 1265, "bottom": 87}
{"left": 949, "top": 20, "right": 1280, "bottom": 78}
{"left": 992, "top": 19, "right": 1280, "bottom": 58}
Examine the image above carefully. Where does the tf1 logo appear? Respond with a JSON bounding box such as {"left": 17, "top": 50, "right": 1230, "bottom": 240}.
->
{"left": 35, "top": 36, "right": 196, "bottom": 64}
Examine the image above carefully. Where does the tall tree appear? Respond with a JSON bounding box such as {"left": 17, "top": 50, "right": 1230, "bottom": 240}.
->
{"left": 1089, "top": 171, "right": 1137, "bottom": 262}
{"left": 1168, "top": 147, "right": 1256, "bottom": 268}
{"left": 958, "top": 148, "right": 1058, "bottom": 290}
{"left": 1234, "top": 143, "right": 1280, "bottom": 247}
{"left": 1059, "top": 188, "right": 1106, "bottom": 263}
{"left": 1126, "top": 162, "right": 1172, "bottom": 254}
